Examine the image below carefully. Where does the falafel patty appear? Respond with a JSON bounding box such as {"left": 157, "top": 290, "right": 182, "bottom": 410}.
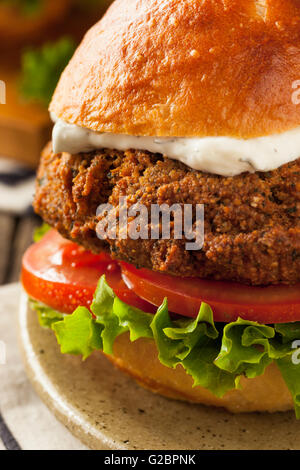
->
{"left": 34, "top": 142, "right": 300, "bottom": 286}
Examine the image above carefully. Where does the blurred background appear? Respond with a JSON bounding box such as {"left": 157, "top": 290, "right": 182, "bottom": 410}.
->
{"left": 0, "top": 0, "right": 113, "bottom": 286}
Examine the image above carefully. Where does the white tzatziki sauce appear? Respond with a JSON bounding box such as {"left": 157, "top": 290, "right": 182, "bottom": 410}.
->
{"left": 52, "top": 115, "right": 300, "bottom": 177}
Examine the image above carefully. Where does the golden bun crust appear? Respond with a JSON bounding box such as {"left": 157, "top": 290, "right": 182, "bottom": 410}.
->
{"left": 107, "top": 333, "right": 293, "bottom": 414}
{"left": 0, "top": 0, "right": 71, "bottom": 44}
{"left": 50, "top": 0, "right": 300, "bottom": 138}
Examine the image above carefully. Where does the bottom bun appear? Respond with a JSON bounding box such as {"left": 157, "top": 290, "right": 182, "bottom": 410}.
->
{"left": 107, "top": 333, "right": 293, "bottom": 414}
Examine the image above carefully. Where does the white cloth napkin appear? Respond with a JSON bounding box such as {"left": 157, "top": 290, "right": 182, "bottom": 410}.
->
{"left": 0, "top": 283, "right": 88, "bottom": 450}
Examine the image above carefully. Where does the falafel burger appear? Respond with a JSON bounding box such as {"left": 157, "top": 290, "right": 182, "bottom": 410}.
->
{"left": 22, "top": 0, "right": 300, "bottom": 415}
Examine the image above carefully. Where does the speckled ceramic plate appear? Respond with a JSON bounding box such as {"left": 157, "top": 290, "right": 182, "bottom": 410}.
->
{"left": 18, "top": 292, "right": 300, "bottom": 450}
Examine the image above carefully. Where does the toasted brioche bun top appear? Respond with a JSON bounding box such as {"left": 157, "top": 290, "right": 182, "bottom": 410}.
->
{"left": 50, "top": 0, "right": 300, "bottom": 139}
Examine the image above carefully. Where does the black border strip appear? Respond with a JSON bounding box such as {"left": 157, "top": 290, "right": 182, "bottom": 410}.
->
{"left": 0, "top": 412, "right": 21, "bottom": 450}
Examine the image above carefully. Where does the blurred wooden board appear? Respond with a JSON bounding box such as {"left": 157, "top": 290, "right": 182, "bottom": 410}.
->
{"left": 0, "top": 214, "right": 16, "bottom": 285}
{"left": 0, "top": 212, "right": 40, "bottom": 285}
{"left": 0, "top": 1, "right": 113, "bottom": 168}
{"left": 0, "top": 64, "right": 51, "bottom": 168}
{"left": 7, "top": 216, "right": 41, "bottom": 284}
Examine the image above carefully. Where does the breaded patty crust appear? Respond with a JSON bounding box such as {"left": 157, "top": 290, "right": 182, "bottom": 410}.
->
{"left": 34, "top": 143, "right": 300, "bottom": 286}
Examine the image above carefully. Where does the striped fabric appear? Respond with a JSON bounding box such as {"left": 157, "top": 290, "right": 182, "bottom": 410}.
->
{"left": 0, "top": 157, "right": 35, "bottom": 215}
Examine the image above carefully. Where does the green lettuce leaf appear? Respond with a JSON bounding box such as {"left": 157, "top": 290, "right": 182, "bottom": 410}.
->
{"left": 30, "top": 275, "right": 300, "bottom": 417}
{"left": 276, "top": 356, "right": 300, "bottom": 419}
{"left": 274, "top": 323, "right": 300, "bottom": 418}
{"left": 52, "top": 307, "right": 103, "bottom": 360}
{"left": 113, "top": 297, "right": 153, "bottom": 342}
{"left": 33, "top": 223, "right": 51, "bottom": 242}
{"left": 20, "top": 37, "right": 76, "bottom": 106}
{"left": 182, "top": 342, "right": 239, "bottom": 397}
{"left": 215, "top": 320, "right": 275, "bottom": 378}
{"left": 30, "top": 299, "right": 63, "bottom": 328}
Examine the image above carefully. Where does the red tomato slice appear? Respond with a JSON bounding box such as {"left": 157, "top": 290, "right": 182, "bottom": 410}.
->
{"left": 120, "top": 262, "right": 300, "bottom": 324}
{"left": 21, "top": 230, "right": 156, "bottom": 314}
